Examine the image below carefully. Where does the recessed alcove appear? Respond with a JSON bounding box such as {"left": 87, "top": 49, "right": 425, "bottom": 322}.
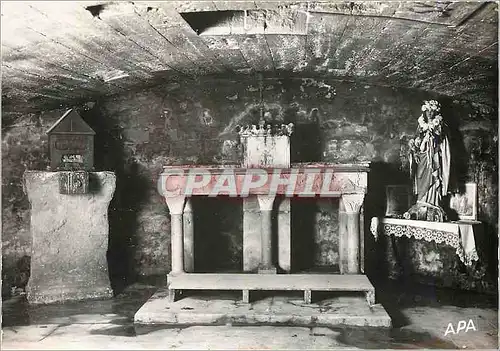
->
{"left": 191, "top": 196, "right": 243, "bottom": 273}
{"left": 290, "top": 196, "right": 340, "bottom": 273}
{"left": 183, "top": 190, "right": 348, "bottom": 273}
{"left": 190, "top": 194, "right": 342, "bottom": 275}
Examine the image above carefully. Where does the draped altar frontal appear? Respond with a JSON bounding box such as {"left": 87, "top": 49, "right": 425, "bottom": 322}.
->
{"left": 370, "top": 217, "right": 479, "bottom": 266}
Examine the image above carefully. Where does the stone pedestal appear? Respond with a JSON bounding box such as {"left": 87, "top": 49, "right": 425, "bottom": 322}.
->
{"left": 23, "top": 171, "right": 116, "bottom": 304}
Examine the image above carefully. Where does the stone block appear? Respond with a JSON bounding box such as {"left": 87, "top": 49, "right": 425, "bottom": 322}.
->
{"left": 243, "top": 136, "right": 290, "bottom": 168}
{"left": 23, "top": 171, "right": 116, "bottom": 304}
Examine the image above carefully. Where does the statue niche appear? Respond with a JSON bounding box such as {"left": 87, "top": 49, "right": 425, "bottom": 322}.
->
{"left": 404, "top": 100, "right": 451, "bottom": 222}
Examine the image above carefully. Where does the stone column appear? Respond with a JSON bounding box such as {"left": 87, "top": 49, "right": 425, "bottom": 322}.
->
{"left": 277, "top": 198, "right": 291, "bottom": 273}
{"left": 257, "top": 195, "right": 276, "bottom": 273}
{"left": 339, "top": 194, "right": 365, "bottom": 274}
{"left": 183, "top": 198, "right": 194, "bottom": 272}
{"left": 23, "top": 171, "right": 115, "bottom": 304}
{"left": 165, "top": 196, "right": 186, "bottom": 275}
{"left": 243, "top": 197, "right": 261, "bottom": 272}
{"left": 359, "top": 205, "right": 365, "bottom": 274}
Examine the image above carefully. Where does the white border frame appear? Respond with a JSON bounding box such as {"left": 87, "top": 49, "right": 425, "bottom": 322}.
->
{"left": 385, "top": 185, "right": 412, "bottom": 217}
{"left": 450, "top": 182, "right": 477, "bottom": 221}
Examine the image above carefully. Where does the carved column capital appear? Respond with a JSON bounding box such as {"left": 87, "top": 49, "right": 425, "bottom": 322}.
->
{"left": 165, "top": 196, "right": 186, "bottom": 215}
{"left": 257, "top": 194, "right": 276, "bottom": 211}
{"left": 183, "top": 198, "right": 192, "bottom": 214}
{"left": 340, "top": 193, "right": 365, "bottom": 214}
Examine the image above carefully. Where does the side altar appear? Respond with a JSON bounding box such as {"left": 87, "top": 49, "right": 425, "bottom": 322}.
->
{"left": 371, "top": 100, "right": 487, "bottom": 292}
{"left": 134, "top": 122, "right": 391, "bottom": 327}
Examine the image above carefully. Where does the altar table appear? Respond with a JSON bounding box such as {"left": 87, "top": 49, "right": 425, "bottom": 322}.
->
{"left": 158, "top": 163, "right": 375, "bottom": 305}
{"left": 370, "top": 217, "right": 479, "bottom": 266}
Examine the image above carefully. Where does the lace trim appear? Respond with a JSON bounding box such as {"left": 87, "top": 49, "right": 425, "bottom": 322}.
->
{"left": 369, "top": 220, "right": 378, "bottom": 240}
{"left": 456, "top": 247, "right": 479, "bottom": 267}
{"left": 382, "top": 223, "right": 460, "bottom": 247}
{"left": 376, "top": 223, "right": 478, "bottom": 266}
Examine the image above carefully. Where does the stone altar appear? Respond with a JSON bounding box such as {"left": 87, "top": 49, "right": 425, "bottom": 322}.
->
{"left": 135, "top": 129, "right": 391, "bottom": 327}
{"left": 159, "top": 160, "right": 376, "bottom": 302}
{"left": 24, "top": 171, "right": 115, "bottom": 304}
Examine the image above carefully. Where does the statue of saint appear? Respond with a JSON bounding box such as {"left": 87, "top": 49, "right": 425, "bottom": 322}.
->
{"left": 404, "top": 100, "right": 451, "bottom": 222}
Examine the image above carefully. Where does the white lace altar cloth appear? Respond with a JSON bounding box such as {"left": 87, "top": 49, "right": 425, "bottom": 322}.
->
{"left": 370, "top": 217, "right": 479, "bottom": 266}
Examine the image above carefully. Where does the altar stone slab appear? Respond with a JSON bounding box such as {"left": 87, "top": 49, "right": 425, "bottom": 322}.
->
{"left": 134, "top": 290, "right": 391, "bottom": 328}
{"left": 23, "top": 171, "right": 116, "bottom": 304}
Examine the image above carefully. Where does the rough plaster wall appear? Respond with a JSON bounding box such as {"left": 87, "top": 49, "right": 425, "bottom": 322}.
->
{"left": 2, "top": 78, "right": 498, "bottom": 296}
{"left": 313, "top": 199, "right": 339, "bottom": 267}
{"left": 2, "top": 110, "right": 63, "bottom": 297}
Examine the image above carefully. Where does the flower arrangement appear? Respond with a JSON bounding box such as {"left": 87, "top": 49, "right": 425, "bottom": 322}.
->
{"left": 421, "top": 99, "right": 440, "bottom": 113}
{"left": 418, "top": 100, "right": 443, "bottom": 133}
{"left": 408, "top": 100, "right": 444, "bottom": 153}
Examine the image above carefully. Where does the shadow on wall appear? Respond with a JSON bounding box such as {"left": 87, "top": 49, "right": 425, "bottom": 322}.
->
{"left": 482, "top": 221, "right": 499, "bottom": 283}
{"left": 440, "top": 101, "right": 469, "bottom": 193}
{"left": 291, "top": 197, "right": 317, "bottom": 272}
{"left": 443, "top": 100, "right": 498, "bottom": 284}
{"left": 80, "top": 105, "right": 150, "bottom": 295}
{"left": 286, "top": 106, "right": 322, "bottom": 163}
{"left": 1, "top": 255, "right": 30, "bottom": 299}
{"left": 364, "top": 161, "right": 411, "bottom": 280}
{"left": 192, "top": 196, "right": 243, "bottom": 273}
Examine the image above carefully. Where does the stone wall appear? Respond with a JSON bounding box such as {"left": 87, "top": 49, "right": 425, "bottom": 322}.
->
{"left": 2, "top": 78, "right": 497, "bottom": 297}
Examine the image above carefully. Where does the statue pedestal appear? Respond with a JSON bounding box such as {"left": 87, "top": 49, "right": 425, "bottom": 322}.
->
{"left": 23, "top": 171, "right": 116, "bottom": 304}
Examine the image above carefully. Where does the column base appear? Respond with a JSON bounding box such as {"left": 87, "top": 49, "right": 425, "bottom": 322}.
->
{"left": 168, "top": 272, "right": 186, "bottom": 279}
{"left": 242, "top": 290, "right": 250, "bottom": 304}
{"left": 258, "top": 267, "right": 277, "bottom": 274}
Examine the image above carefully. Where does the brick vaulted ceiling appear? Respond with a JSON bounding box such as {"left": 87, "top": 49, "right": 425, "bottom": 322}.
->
{"left": 1, "top": 1, "right": 498, "bottom": 113}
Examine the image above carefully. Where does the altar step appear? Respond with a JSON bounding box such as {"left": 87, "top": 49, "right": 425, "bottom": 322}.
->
{"left": 134, "top": 289, "right": 391, "bottom": 328}
{"left": 166, "top": 273, "right": 375, "bottom": 306}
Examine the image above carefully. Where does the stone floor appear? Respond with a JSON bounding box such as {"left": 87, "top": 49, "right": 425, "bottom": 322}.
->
{"left": 1, "top": 278, "right": 498, "bottom": 350}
